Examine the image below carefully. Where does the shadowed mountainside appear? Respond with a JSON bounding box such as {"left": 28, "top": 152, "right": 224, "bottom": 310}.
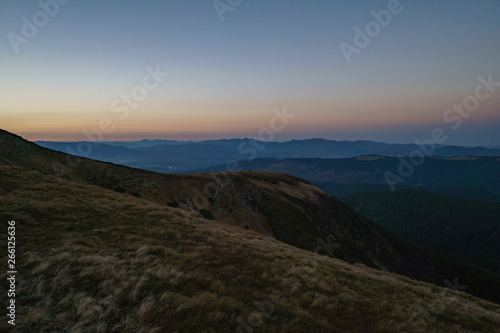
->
{"left": 341, "top": 189, "right": 500, "bottom": 273}
{"left": 192, "top": 156, "right": 500, "bottom": 202}
{"left": 1, "top": 129, "right": 500, "bottom": 307}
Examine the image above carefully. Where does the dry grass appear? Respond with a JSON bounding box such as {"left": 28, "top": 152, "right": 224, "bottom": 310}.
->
{"left": 1, "top": 166, "right": 500, "bottom": 332}
{"left": 2, "top": 130, "right": 500, "bottom": 307}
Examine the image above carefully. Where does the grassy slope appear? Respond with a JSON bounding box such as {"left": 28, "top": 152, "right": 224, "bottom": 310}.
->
{"left": 341, "top": 190, "right": 500, "bottom": 273}
{"left": 1, "top": 129, "right": 500, "bottom": 305}
{"left": 1, "top": 166, "right": 500, "bottom": 332}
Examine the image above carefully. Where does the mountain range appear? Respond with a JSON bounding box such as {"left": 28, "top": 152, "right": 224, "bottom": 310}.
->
{"left": 36, "top": 138, "right": 500, "bottom": 174}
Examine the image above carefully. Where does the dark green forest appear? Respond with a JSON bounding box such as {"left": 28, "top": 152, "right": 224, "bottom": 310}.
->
{"left": 342, "top": 189, "right": 500, "bottom": 273}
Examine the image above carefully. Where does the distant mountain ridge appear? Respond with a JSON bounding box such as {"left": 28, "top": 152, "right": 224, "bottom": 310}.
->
{"left": 35, "top": 138, "right": 500, "bottom": 173}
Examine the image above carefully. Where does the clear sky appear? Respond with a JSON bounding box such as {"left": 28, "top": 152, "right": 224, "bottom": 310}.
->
{"left": 1, "top": 0, "right": 499, "bottom": 145}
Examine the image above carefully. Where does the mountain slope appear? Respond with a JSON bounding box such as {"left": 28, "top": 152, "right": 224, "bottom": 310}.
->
{"left": 341, "top": 189, "right": 500, "bottom": 273}
{"left": 1, "top": 129, "right": 500, "bottom": 305}
{"left": 2, "top": 165, "right": 500, "bottom": 332}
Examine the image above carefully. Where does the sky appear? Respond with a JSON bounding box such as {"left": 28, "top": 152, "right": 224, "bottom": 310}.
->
{"left": 0, "top": 0, "right": 499, "bottom": 145}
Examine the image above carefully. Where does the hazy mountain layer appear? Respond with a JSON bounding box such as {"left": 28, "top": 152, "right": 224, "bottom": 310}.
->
{"left": 35, "top": 138, "right": 500, "bottom": 173}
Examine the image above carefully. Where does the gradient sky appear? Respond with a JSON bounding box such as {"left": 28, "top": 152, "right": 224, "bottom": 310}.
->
{"left": 1, "top": 0, "right": 499, "bottom": 145}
